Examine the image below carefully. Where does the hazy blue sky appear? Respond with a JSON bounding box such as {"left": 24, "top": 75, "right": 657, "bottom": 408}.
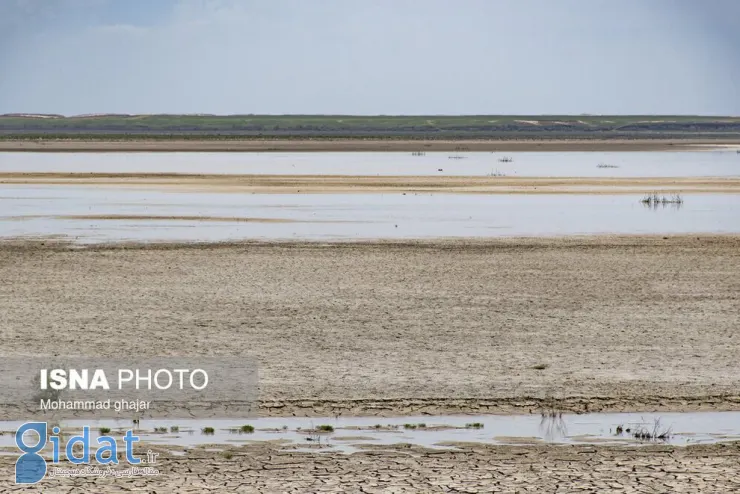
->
{"left": 1, "top": 0, "right": 739, "bottom": 115}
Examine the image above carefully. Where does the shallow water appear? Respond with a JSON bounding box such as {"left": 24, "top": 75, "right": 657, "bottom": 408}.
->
{"left": 1, "top": 151, "right": 740, "bottom": 177}
{"left": 1, "top": 412, "right": 738, "bottom": 453}
{"left": 1, "top": 186, "right": 738, "bottom": 242}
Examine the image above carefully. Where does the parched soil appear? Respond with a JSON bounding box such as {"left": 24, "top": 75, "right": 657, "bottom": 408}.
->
{"left": 1, "top": 138, "right": 740, "bottom": 152}
{"left": 1, "top": 442, "right": 739, "bottom": 492}
{"left": 1, "top": 235, "right": 738, "bottom": 416}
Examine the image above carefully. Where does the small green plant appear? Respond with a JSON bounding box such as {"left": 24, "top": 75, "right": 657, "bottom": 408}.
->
{"left": 316, "top": 425, "right": 334, "bottom": 432}
{"left": 170, "top": 426, "right": 179, "bottom": 433}
{"left": 403, "top": 423, "right": 417, "bottom": 429}
{"left": 466, "top": 423, "right": 484, "bottom": 429}
{"left": 99, "top": 427, "right": 111, "bottom": 434}
{"left": 202, "top": 427, "right": 215, "bottom": 435}
{"left": 239, "top": 425, "right": 255, "bottom": 434}
{"left": 373, "top": 424, "right": 382, "bottom": 429}
{"left": 222, "top": 451, "right": 234, "bottom": 459}
{"left": 417, "top": 423, "right": 426, "bottom": 428}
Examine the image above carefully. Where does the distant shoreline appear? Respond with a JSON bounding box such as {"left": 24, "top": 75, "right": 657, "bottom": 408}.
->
{"left": 2, "top": 138, "right": 740, "bottom": 152}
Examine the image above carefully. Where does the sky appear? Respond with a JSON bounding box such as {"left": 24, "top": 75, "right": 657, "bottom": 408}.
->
{"left": 1, "top": 0, "right": 739, "bottom": 116}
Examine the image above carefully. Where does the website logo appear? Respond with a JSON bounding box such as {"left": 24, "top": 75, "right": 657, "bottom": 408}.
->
{"left": 15, "top": 422, "right": 146, "bottom": 484}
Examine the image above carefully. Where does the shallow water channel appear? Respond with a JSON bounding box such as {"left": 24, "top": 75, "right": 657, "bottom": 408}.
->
{"left": 2, "top": 187, "right": 739, "bottom": 242}
{"left": 2, "top": 412, "right": 738, "bottom": 455}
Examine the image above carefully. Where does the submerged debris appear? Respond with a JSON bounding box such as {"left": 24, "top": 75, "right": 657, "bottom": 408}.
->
{"left": 614, "top": 418, "right": 672, "bottom": 442}
{"left": 640, "top": 193, "right": 684, "bottom": 207}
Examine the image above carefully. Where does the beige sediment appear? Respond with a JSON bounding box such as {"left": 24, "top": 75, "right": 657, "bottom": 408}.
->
{"left": 2, "top": 172, "right": 740, "bottom": 194}
{"left": 1, "top": 235, "right": 738, "bottom": 417}
{"left": 0, "top": 441, "right": 737, "bottom": 492}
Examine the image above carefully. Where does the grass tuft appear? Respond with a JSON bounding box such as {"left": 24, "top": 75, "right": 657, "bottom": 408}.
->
{"left": 465, "top": 422, "right": 484, "bottom": 429}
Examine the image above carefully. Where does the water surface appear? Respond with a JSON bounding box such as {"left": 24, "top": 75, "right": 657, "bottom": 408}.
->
{"left": 1, "top": 186, "right": 738, "bottom": 242}
{"left": 2, "top": 151, "right": 739, "bottom": 177}
{"left": 1, "top": 412, "right": 737, "bottom": 454}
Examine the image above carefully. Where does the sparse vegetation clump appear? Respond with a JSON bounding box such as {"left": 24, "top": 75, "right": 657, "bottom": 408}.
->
{"left": 170, "top": 426, "right": 179, "bottom": 433}
{"left": 316, "top": 425, "right": 334, "bottom": 432}
{"left": 616, "top": 418, "right": 671, "bottom": 441}
{"left": 640, "top": 192, "right": 684, "bottom": 207}
{"left": 99, "top": 427, "right": 111, "bottom": 434}
{"left": 539, "top": 406, "right": 567, "bottom": 440}
{"left": 465, "top": 422, "right": 484, "bottom": 429}
{"left": 239, "top": 425, "right": 255, "bottom": 434}
{"left": 403, "top": 423, "right": 427, "bottom": 430}
{"left": 154, "top": 427, "right": 168, "bottom": 433}
{"left": 498, "top": 156, "right": 513, "bottom": 163}
{"left": 201, "top": 427, "right": 215, "bottom": 435}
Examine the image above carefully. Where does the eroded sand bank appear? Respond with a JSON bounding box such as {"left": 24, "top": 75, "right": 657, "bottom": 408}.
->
{"left": 3, "top": 172, "right": 740, "bottom": 194}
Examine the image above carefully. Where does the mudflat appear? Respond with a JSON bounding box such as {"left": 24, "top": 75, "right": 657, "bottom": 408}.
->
{"left": 1, "top": 235, "right": 738, "bottom": 416}
{"left": 1, "top": 442, "right": 738, "bottom": 492}
{"left": 2, "top": 138, "right": 740, "bottom": 152}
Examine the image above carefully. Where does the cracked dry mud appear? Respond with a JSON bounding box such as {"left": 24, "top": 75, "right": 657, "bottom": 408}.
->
{"left": 1, "top": 235, "right": 738, "bottom": 416}
{"left": 2, "top": 442, "right": 740, "bottom": 492}
{"left": 1, "top": 235, "right": 739, "bottom": 492}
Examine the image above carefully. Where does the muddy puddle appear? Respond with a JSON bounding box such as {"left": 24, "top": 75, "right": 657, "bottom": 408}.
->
{"left": 1, "top": 412, "right": 738, "bottom": 455}
{"left": 1, "top": 187, "right": 739, "bottom": 242}
{"left": 1, "top": 151, "right": 740, "bottom": 177}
